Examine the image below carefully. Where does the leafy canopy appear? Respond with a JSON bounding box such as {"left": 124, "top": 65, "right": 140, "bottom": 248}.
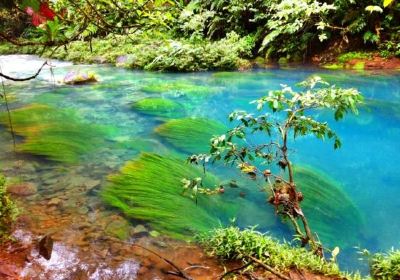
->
{"left": 191, "top": 76, "right": 363, "bottom": 167}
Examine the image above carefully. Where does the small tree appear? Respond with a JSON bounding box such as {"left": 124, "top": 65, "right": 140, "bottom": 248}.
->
{"left": 184, "top": 76, "right": 363, "bottom": 256}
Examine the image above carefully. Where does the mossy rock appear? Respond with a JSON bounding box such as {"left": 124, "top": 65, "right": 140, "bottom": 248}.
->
{"left": 0, "top": 104, "right": 109, "bottom": 163}
{"left": 295, "top": 166, "right": 364, "bottom": 247}
{"left": 132, "top": 98, "right": 185, "bottom": 119}
{"left": 351, "top": 62, "right": 365, "bottom": 71}
{"left": 321, "top": 63, "right": 344, "bottom": 70}
{"left": 141, "top": 81, "right": 217, "bottom": 96}
{"left": 101, "top": 153, "right": 238, "bottom": 239}
{"left": 104, "top": 217, "right": 131, "bottom": 240}
{"left": 155, "top": 118, "right": 227, "bottom": 154}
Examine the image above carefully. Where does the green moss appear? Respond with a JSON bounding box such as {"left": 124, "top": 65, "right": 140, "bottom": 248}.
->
{"left": 322, "top": 63, "right": 344, "bottom": 70}
{"left": 155, "top": 118, "right": 227, "bottom": 154}
{"left": 0, "top": 42, "right": 15, "bottom": 54}
{"left": 132, "top": 98, "right": 185, "bottom": 118}
{"left": 352, "top": 62, "right": 365, "bottom": 70}
{"left": 198, "top": 226, "right": 341, "bottom": 276}
{"left": 278, "top": 57, "right": 289, "bottom": 64}
{"left": 295, "top": 166, "right": 364, "bottom": 247}
{"left": 0, "top": 104, "right": 109, "bottom": 163}
{"left": 101, "top": 153, "right": 237, "bottom": 239}
{"left": 104, "top": 218, "right": 131, "bottom": 240}
{"left": 338, "top": 52, "right": 372, "bottom": 64}
{"left": 0, "top": 175, "right": 18, "bottom": 242}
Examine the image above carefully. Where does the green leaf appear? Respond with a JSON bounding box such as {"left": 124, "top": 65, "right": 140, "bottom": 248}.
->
{"left": 20, "top": 0, "right": 40, "bottom": 11}
{"left": 383, "top": 0, "right": 395, "bottom": 7}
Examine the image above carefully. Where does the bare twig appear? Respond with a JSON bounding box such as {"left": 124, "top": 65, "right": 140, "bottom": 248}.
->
{"left": 246, "top": 255, "right": 291, "bottom": 280}
{"left": 0, "top": 61, "right": 48, "bottom": 81}
{"left": 132, "top": 244, "right": 193, "bottom": 280}
{"left": 0, "top": 68, "right": 16, "bottom": 152}
{"left": 219, "top": 261, "right": 254, "bottom": 280}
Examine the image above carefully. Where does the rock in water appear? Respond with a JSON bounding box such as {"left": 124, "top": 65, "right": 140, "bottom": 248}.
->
{"left": 7, "top": 182, "right": 37, "bottom": 196}
{"left": 63, "top": 71, "right": 97, "bottom": 85}
{"left": 39, "top": 235, "right": 54, "bottom": 260}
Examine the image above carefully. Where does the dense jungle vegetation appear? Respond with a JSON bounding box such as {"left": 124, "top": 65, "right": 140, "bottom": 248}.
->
{"left": 0, "top": 0, "right": 400, "bottom": 71}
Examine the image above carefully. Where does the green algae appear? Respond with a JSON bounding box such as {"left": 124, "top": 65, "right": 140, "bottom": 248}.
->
{"left": 0, "top": 104, "right": 109, "bottom": 163}
{"left": 155, "top": 118, "right": 227, "bottom": 154}
{"left": 101, "top": 153, "right": 238, "bottom": 239}
{"left": 322, "top": 63, "right": 344, "bottom": 70}
{"left": 132, "top": 98, "right": 185, "bottom": 118}
{"left": 141, "top": 81, "right": 217, "bottom": 96}
{"left": 295, "top": 166, "right": 364, "bottom": 247}
{"left": 363, "top": 98, "right": 400, "bottom": 120}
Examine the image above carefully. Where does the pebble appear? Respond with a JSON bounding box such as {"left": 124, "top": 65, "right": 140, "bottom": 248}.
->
{"left": 47, "top": 198, "right": 62, "bottom": 206}
{"left": 7, "top": 182, "right": 38, "bottom": 196}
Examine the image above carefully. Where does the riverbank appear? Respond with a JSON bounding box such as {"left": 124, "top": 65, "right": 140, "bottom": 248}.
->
{"left": 2, "top": 37, "right": 400, "bottom": 73}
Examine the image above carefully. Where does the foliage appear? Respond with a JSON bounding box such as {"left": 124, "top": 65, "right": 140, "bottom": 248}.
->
{"left": 1, "top": 0, "right": 181, "bottom": 43}
{"left": 187, "top": 76, "right": 363, "bottom": 252}
{"left": 360, "top": 248, "right": 400, "bottom": 279}
{"left": 0, "top": 31, "right": 253, "bottom": 72}
{"left": 0, "top": 174, "right": 18, "bottom": 242}
{"left": 155, "top": 117, "right": 227, "bottom": 154}
{"left": 197, "top": 226, "right": 341, "bottom": 275}
{"left": 0, "top": 104, "right": 109, "bottom": 163}
{"left": 132, "top": 98, "right": 185, "bottom": 119}
{"left": 261, "top": 0, "right": 335, "bottom": 60}
{"left": 1, "top": 0, "right": 400, "bottom": 64}
{"left": 338, "top": 52, "right": 372, "bottom": 64}
{"left": 101, "top": 153, "right": 237, "bottom": 239}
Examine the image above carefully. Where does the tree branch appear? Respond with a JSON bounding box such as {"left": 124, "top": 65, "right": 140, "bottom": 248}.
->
{"left": 0, "top": 61, "right": 48, "bottom": 81}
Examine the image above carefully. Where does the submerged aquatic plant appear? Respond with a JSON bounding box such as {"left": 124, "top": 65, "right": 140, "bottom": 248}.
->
{"left": 101, "top": 153, "right": 237, "bottom": 239}
{"left": 295, "top": 166, "right": 363, "bottom": 247}
{"left": 132, "top": 98, "right": 185, "bottom": 118}
{"left": 155, "top": 118, "right": 227, "bottom": 154}
{"left": 0, "top": 104, "right": 109, "bottom": 163}
{"left": 141, "top": 81, "right": 217, "bottom": 96}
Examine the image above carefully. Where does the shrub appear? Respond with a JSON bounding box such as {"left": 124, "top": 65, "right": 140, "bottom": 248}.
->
{"left": 197, "top": 226, "right": 341, "bottom": 275}
{"left": 0, "top": 174, "right": 18, "bottom": 242}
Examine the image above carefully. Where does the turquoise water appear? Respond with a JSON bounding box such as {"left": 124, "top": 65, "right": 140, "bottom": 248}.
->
{"left": 1, "top": 55, "right": 400, "bottom": 273}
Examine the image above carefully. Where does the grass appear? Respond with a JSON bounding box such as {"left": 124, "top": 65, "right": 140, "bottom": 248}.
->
{"left": 132, "top": 98, "right": 185, "bottom": 118}
{"left": 155, "top": 117, "right": 227, "bottom": 154}
{"left": 369, "top": 249, "right": 400, "bottom": 280}
{"left": 101, "top": 153, "right": 238, "bottom": 239}
{"left": 197, "top": 226, "right": 342, "bottom": 276}
{"left": 0, "top": 104, "right": 109, "bottom": 163}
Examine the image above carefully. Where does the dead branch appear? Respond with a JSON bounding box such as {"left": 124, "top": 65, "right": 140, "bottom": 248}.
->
{"left": 219, "top": 261, "right": 254, "bottom": 280}
{"left": 132, "top": 244, "right": 193, "bottom": 280}
{"left": 0, "top": 61, "right": 48, "bottom": 81}
{"left": 246, "top": 255, "right": 291, "bottom": 280}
